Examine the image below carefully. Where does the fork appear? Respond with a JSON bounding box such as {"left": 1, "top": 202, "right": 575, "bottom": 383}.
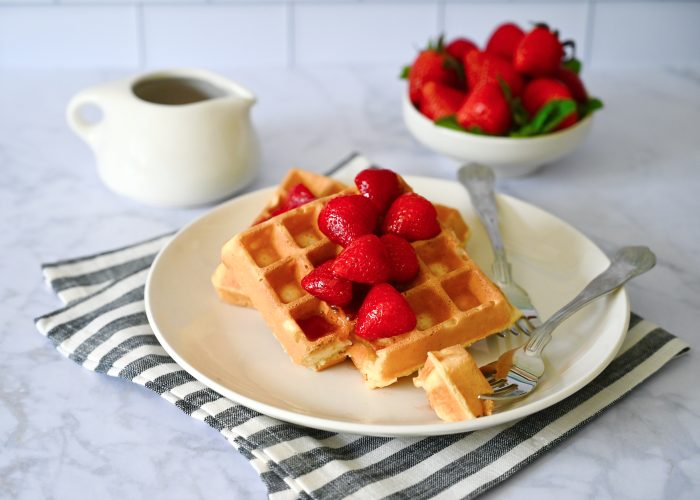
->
{"left": 480, "top": 246, "right": 656, "bottom": 402}
{"left": 458, "top": 163, "right": 539, "bottom": 336}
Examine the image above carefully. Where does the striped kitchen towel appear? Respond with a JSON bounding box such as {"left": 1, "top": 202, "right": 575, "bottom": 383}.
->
{"left": 35, "top": 155, "right": 689, "bottom": 499}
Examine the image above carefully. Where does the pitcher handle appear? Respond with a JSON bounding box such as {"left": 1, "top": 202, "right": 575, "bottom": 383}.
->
{"left": 66, "top": 89, "right": 106, "bottom": 146}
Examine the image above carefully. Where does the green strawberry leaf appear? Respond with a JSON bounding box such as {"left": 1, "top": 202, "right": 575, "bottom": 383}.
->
{"left": 562, "top": 57, "right": 582, "bottom": 74}
{"left": 399, "top": 65, "right": 411, "bottom": 80}
{"left": 497, "top": 77, "right": 528, "bottom": 128}
{"left": 511, "top": 100, "right": 577, "bottom": 137}
{"left": 467, "top": 125, "right": 487, "bottom": 135}
{"left": 434, "top": 115, "right": 466, "bottom": 132}
{"left": 427, "top": 34, "right": 446, "bottom": 52}
{"left": 578, "top": 97, "right": 604, "bottom": 117}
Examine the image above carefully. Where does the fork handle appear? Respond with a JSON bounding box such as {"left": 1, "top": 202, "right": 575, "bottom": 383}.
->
{"left": 458, "top": 164, "right": 512, "bottom": 283}
{"left": 525, "top": 246, "right": 656, "bottom": 356}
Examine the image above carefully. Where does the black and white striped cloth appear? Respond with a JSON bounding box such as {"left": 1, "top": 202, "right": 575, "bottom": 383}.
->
{"left": 35, "top": 157, "right": 689, "bottom": 499}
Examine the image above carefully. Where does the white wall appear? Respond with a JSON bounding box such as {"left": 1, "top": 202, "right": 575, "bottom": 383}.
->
{"left": 1, "top": 1, "right": 699, "bottom": 70}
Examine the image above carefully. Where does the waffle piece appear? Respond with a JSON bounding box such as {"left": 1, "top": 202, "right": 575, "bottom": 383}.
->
{"left": 347, "top": 229, "right": 519, "bottom": 388}
{"left": 413, "top": 345, "right": 494, "bottom": 421}
{"left": 221, "top": 177, "right": 514, "bottom": 378}
{"left": 221, "top": 189, "right": 356, "bottom": 370}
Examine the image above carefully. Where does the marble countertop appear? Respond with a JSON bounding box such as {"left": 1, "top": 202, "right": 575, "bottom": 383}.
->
{"left": 1, "top": 66, "right": 699, "bottom": 500}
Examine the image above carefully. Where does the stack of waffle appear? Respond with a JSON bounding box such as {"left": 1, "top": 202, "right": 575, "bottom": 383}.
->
{"left": 213, "top": 169, "right": 517, "bottom": 388}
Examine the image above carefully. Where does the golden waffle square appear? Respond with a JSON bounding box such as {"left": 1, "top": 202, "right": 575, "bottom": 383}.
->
{"left": 221, "top": 177, "right": 516, "bottom": 380}
{"left": 413, "top": 345, "right": 494, "bottom": 421}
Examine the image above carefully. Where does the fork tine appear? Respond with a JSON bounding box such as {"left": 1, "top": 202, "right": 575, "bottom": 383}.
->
{"left": 496, "top": 330, "right": 508, "bottom": 338}
{"left": 510, "top": 322, "right": 529, "bottom": 336}
{"left": 515, "top": 318, "right": 533, "bottom": 336}
{"left": 490, "top": 379, "right": 509, "bottom": 390}
{"left": 492, "top": 384, "right": 518, "bottom": 396}
{"left": 522, "top": 316, "right": 537, "bottom": 332}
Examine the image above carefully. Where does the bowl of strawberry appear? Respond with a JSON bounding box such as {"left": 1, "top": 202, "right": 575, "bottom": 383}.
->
{"left": 401, "top": 22, "right": 603, "bottom": 177}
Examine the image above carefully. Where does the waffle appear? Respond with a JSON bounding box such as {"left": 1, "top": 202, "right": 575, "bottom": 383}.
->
{"left": 212, "top": 169, "right": 346, "bottom": 307}
{"left": 413, "top": 345, "right": 494, "bottom": 421}
{"left": 220, "top": 176, "right": 516, "bottom": 379}
{"left": 212, "top": 171, "right": 470, "bottom": 309}
{"left": 221, "top": 191, "right": 355, "bottom": 370}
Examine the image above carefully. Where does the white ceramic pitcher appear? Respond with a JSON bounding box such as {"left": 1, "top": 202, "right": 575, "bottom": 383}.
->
{"left": 67, "top": 68, "right": 259, "bottom": 207}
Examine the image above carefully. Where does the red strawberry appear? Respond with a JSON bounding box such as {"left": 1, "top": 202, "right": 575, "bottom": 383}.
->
{"left": 556, "top": 66, "right": 588, "bottom": 103}
{"left": 465, "top": 50, "right": 523, "bottom": 96}
{"left": 332, "top": 235, "right": 391, "bottom": 284}
{"left": 456, "top": 82, "right": 512, "bottom": 135}
{"left": 354, "top": 168, "right": 402, "bottom": 213}
{"left": 318, "top": 195, "right": 379, "bottom": 247}
{"left": 301, "top": 260, "right": 353, "bottom": 306}
{"left": 356, "top": 284, "right": 417, "bottom": 340}
{"left": 381, "top": 234, "right": 419, "bottom": 283}
{"left": 445, "top": 37, "right": 478, "bottom": 60}
{"left": 514, "top": 25, "right": 564, "bottom": 77}
{"left": 486, "top": 22, "right": 525, "bottom": 60}
{"left": 522, "top": 78, "right": 578, "bottom": 130}
{"left": 382, "top": 193, "right": 440, "bottom": 242}
{"left": 270, "top": 183, "right": 316, "bottom": 216}
{"left": 408, "top": 45, "right": 461, "bottom": 105}
{"left": 419, "top": 81, "right": 467, "bottom": 121}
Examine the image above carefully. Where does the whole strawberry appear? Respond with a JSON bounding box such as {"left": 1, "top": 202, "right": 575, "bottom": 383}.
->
{"left": 514, "top": 25, "right": 564, "bottom": 77}
{"left": 456, "top": 82, "right": 512, "bottom": 135}
{"left": 301, "top": 260, "right": 353, "bottom": 306}
{"left": 354, "top": 168, "right": 402, "bottom": 213}
{"left": 485, "top": 22, "right": 525, "bottom": 60}
{"left": 408, "top": 40, "right": 461, "bottom": 106}
{"left": 419, "top": 81, "right": 467, "bottom": 121}
{"left": 522, "top": 78, "right": 578, "bottom": 130}
{"left": 555, "top": 66, "right": 588, "bottom": 103}
{"left": 382, "top": 193, "right": 440, "bottom": 242}
{"left": 355, "top": 284, "right": 417, "bottom": 340}
{"left": 465, "top": 50, "right": 523, "bottom": 96}
{"left": 318, "top": 195, "right": 379, "bottom": 247}
{"left": 332, "top": 234, "right": 391, "bottom": 284}
{"left": 445, "top": 37, "right": 478, "bottom": 60}
{"left": 381, "top": 234, "right": 419, "bottom": 283}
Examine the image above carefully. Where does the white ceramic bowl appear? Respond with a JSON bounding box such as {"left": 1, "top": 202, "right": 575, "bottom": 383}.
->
{"left": 402, "top": 92, "right": 593, "bottom": 177}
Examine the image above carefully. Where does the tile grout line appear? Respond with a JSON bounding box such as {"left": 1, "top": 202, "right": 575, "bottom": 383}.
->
{"left": 287, "top": 1, "right": 296, "bottom": 69}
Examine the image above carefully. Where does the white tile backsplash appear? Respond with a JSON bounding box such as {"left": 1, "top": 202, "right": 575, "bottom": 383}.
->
{"left": 142, "top": 5, "right": 288, "bottom": 68}
{"left": 0, "top": 6, "right": 139, "bottom": 68}
{"left": 0, "top": 1, "right": 697, "bottom": 69}
{"left": 295, "top": 3, "right": 440, "bottom": 65}
{"left": 590, "top": 2, "right": 700, "bottom": 70}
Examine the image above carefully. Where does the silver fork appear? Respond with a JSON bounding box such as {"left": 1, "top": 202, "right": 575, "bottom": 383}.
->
{"left": 480, "top": 246, "right": 656, "bottom": 402}
{"left": 458, "top": 163, "right": 539, "bottom": 336}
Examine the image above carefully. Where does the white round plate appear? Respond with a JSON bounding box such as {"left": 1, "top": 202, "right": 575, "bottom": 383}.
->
{"left": 145, "top": 176, "right": 629, "bottom": 437}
